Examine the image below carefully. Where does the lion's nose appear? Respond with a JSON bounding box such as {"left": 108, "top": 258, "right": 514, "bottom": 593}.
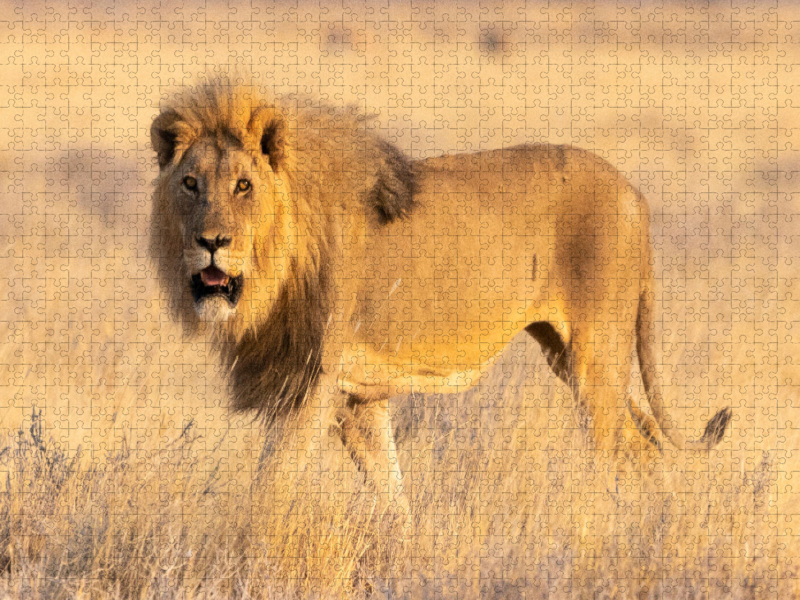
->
{"left": 195, "top": 234, "right": 232, "bottom": 253}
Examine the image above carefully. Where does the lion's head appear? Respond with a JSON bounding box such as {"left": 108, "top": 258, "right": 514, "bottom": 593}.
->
{"left": 149, "top": 81, "right": 302, "bottom": 338}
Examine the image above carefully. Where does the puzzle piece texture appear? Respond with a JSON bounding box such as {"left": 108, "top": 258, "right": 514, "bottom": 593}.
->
{"left": 0, "top": 2, "right": 797, "bottom": 598}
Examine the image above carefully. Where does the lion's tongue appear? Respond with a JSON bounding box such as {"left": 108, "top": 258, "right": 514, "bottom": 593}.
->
{"left": 200, "top": 266, "right": 229, "bottom": 287}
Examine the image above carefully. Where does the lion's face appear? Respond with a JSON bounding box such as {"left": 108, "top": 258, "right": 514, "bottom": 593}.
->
{"left": 169, "top": 137, "right": 266, "bottom": 322}
{"left": 150, "top": 90, "right": 294, "bottom": 333}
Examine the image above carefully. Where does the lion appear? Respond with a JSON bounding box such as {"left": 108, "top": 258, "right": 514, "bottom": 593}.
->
{"left": 149, "top": 79, "right": 732, "bottom": 508}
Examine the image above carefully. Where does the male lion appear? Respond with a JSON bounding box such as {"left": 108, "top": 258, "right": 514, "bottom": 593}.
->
{"left": 149, "top": 79, "right": 731, "bottom": 507}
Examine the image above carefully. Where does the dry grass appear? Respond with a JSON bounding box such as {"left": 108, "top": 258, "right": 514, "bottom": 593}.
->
{"left": 1, "top": 0, "right": 800, "bottom": 597}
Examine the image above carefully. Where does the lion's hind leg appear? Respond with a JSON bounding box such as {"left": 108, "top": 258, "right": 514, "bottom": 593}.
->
{"left": 336, "top": 396, "right": 409, "bottom": 515}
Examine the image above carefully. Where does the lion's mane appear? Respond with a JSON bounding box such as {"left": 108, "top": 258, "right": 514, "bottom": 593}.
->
{"left": 149, "top": 78, "right": 416, "bottom": 419}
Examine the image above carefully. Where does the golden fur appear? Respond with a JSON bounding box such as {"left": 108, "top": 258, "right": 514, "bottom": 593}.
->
{"left": 150, "top": 78, "right": 731, "bottom": 506}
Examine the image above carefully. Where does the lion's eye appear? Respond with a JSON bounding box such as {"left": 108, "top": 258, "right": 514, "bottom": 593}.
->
{"left": 236, "top": 179, "right": 251, "bottom": 193}
{"left": 183, "top": 176, "right": 198, "bottom": 191}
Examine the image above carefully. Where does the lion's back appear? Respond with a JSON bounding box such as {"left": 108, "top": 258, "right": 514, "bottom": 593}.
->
{"left": 410, "top": 143, "right": 644, "bottom": 223}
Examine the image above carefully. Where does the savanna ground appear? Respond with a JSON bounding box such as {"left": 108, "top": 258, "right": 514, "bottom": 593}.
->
{"left": 0, "top": 1, "right": 799, "bottom": 598}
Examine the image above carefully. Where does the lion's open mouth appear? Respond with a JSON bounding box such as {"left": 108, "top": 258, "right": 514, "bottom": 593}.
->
{"left": 190, "top": 266, "right": 243, "bottom": 306}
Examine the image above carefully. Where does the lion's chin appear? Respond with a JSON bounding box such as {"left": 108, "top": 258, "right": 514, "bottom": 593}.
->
{"left": 193, "top": 295, "right": 236, "bottom": 322}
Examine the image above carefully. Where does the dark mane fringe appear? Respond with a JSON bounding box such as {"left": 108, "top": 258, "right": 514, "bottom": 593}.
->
{"left": 225, "top": 259, "right": 331, "bottom": 421}
{"left": 367, "top": 139, "right": 418, "bottom": 224}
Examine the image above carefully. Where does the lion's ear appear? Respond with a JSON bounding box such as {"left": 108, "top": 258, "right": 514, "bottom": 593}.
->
{"left": 151, "top": 109, "right": 182, "bottom": 169}
{"left": 248, "top": 108, "right": 287, "bottom": 173}
{"left": 258, "top": 117, "right": 286, "bottom": 173}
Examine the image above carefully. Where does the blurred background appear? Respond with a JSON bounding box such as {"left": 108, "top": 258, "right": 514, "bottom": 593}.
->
{"left": 1, "top": 1, "right": 799, "bottom": 598}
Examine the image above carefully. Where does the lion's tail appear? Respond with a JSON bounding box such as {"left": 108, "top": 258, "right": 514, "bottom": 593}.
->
{"left": 630, "top": 232, "right": 732, "bottom": 451}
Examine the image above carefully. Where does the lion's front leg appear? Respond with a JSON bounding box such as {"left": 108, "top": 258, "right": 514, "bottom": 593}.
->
{"left": 337, "top": 396, "right": 409, "bottom": 515}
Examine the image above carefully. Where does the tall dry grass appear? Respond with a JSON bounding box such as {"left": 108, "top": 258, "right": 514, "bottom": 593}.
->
{"left": 1, "top": 0, "right": 799, "bottom": 597}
